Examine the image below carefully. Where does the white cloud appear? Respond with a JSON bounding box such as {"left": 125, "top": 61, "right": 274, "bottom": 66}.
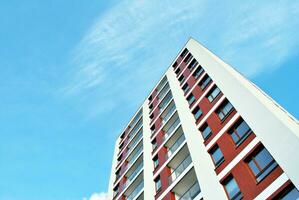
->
{"left": 83, "top": 192, "right": 108, "bottom": 200}
{"left": 61, "top": 0, "right": 299, "bottom": 119}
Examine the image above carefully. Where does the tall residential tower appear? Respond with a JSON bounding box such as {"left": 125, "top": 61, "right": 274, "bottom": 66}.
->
{"left": 107, "top": 38, "right": 299, "bottom": 200}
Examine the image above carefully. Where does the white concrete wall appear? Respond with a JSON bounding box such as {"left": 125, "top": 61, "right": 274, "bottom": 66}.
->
{"left": 142, "top": 102, "right": 156, "bottom": 200}
{"left": 186, "top": 38, "right": 299, "bottom": 188}
{"left": 108, "top": 137, "right": 121, "bottom": 200}
{"left": 166, "top": 67, "right": 227, "bottom": 199}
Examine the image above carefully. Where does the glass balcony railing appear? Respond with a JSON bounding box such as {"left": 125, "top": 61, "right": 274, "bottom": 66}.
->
{"left": 168, "top": 155, "right": 192, "bottom": 185}
{"left": 128, "top": 120, "right": 143, "bottom": 139}
{"left": 165, "top": 134, "right": 185, "bottom": 160}
{"left": 123, "top": 162, "right": 143, "bottom": 189}
{"left": 126, "top": 146, "right": 143, "bottom": 170}
{"left": 157, "top": 83, "right": 170, "bottom": 99}
{"left": 161, "top": 105, "right": 176, "bottom": 126}
{"left": 128, "top": 132, "right": 143, "bottom": 150}
{"left": 164, "top": 117, "right": 180, "bottom": 140}
{"left": 126, "top": 181, "right": 144, "bottom": 200}
{"left": 179, "top": 182, "right": 201, "bottom": 200}
{"left": 159, "top": 92, "right": 172, "bottom": 111}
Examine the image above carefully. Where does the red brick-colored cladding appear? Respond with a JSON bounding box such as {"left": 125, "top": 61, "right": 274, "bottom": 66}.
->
{"left": 151, "top": 128, "right": 165, "bottom": 154}
{"left": 150, "top": 96, "right": 160, "bottom": 112}
{"left": 150, "top": 104, "right": 162, "bottom": 124}
{"left": 189, "top": 77, "right": 212, "bottom": 104}
{"left": 213, "top": 131, "right": 256, "bottom": 175}
{"left": 162, "top": 192, "right": 176, "bottom": 200}
{"left": 266, "top": 180, "right": 292, "bottom": 199}
{"left": 149, "top": 89, "right": 158, "bottom": 104}
{"left": 116, "top": 148, "right": 129, "bottom": 168}
{"left": 193, "top": 91, "right": 223, "bottom": 124}
{"left": 153, "top": 145, "right": 168, "bottom": 174}
{"left": 203, "top": 107, "right": 237, "bottom": 146}
{"left": 119, "top": 128, "right": 131, "bottom": 149}
{"left": 177, "top": 61, "right": 197, "bottom": 81}
{"left": 220, "top": 142, "right": 284, "bottom": 200}
{"left": 155, "top": 167, "right": 172, "bottom": 199}
{"left": 151, "top": 117, "right": 163, "bottom": 138}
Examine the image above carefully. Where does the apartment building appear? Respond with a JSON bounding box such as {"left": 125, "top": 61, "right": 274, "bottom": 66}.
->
{"left": 107, "top": 38, "right": 299, "bottom": 200}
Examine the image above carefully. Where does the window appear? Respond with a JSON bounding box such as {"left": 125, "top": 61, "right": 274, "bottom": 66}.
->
{"left": 153, "top": 155, "right": 159, "bottom": 168}
{"left": 210, "top": 145, "right": 224, "bottom": 167}
{"left": 246, "top": 146, "right": 278, "bottom": 182}
{"left": 180, "top": 48, "right": 188, "bottom": 57}
{"left": 119, "top": 142, "right": 124, "bottom": 150}
{"left": 183, "top": 53, "right": 192, "bottom": 64}
{"left": 182, "top": 83, "right": 190, "bottom": 94}
{"left": 223, "top": 176, "right": 242, "bottom": 200}
{"left": 188, "top": 59, "right": 198, "bottom": 71}
{"left": 187, "top": 94, "right": 196, "bottom": 106}
{"left": 148, "top": 95, "right": 153, "bottom": 101}
{"left": 207, "top": 86, "right": 221, "bottom": 102}
{"left": 150, "top": 113, "right": 154, "bottom": 119}
{"left": 200, "top": 123, "right": 212, "bottom": 140}
{"left": 217, "top": 100, "right": 234, "bottom": 121}
{"left": 229, "top": 119, "right": 252, "bottom": 145}
{"left": 175, "top": 67, "right": 181, "bottom": 75}
{"left": 117, "top": 154, "right": 123, "bottom": 162}
{"left": 178, "top": 75, "right": 185, "bottom": 84}
{"left": 273, "top": 184, "right": 299, "bottom": 200}
{"left": 152, "top": 139, "right": 157, "bottom": 150}
{"left": 193, "top": 67, "right": 204, "bottom": 79}
{"left": 120, "top": 132, "right": 125, "bottom": 140}
{"left": 199, "top": 75, "right": 212, "bottom": 90}
{"left": 155, "top": 176, "right": 162, "bottom": 192}
{"left": 192, "top": 106, "right": 202, "bottom": 120}
{"left": 172, "top": 62, "right": 178, "bottom": 69}
{"left": 149, "top": 103, "right": 153, "bottom": 110}
{"left": 151, "top": 125, "right": 156, "bottom": 135}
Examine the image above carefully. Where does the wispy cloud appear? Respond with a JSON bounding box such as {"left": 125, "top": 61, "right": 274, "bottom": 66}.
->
{"left": 61, "top": 0, "right": 299, "bottom": 119}
{"left": 83, "top": 192, "right": 108, "bottom": 200}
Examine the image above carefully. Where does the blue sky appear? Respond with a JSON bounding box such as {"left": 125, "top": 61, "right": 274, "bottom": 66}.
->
{"left": 0, "top": 1, "right": 298, "bottom": 200}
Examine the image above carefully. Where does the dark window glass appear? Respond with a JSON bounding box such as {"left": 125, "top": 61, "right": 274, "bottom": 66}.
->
{"left": 193, "top": 67, "right": 204, "bottom": 79}
{"left": 223, "top": 177, "right": 243, "bottom": 200}
{"left": 187, "top": 94, "right": 196, "bottom": 106}
{"left": 207, "top": 86, "right": 221, "bottom": 102}
{"left": 247, "top": 147, "right": 278, "bottom": 182}
{"left": 153, "top": 155, "right": 159, "bottom": 168}
{"left": 200, "top": 123, "right": 212, "bottom": 140}
{"left": 155, "top": 176, "right": 162, "bottom": 191}
{"left": 178, "top": 75, "right": 185, "bottom": 84}
{"left": 182, "top": 83, "right": 190, "bottom": 94}
{"left": 152, "top": 139, "right": 157, "bottom": 150}
{"left": 188, "top": 59, "right": 198, "bottom": 70}
{"left": 183, "top": 53, "right": 193, "bottom": 64}
{"left": 192, "top": 106, "right": 203, "bottom": 120}
{"left": 229, "top": 119, "right": 252, "bottom": 145}
{"left": 217, "top": 100, "right": 234, "bottom": 120}
{"left": 210, "top": 145, "right": 224, "bottom": 167}
{"left": 175, "top": 67, "right": 181, "bottom": 75}
{"left": 180, "top": 48, "right": 188, "bottom": 57}
{"left": 172, "top": 62, "right": 178, "bottom": 69}
{"left": 274, "top": 185, "right": 299, "bottom": 200}
{"left": 199, "top": 75, "right": 212, "bottom": 89}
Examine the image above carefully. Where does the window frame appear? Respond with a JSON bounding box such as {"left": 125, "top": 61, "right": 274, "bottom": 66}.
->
{"left": 199, "top": 75, "right": 212, "bottom": 90}
{"left": 229, "top": 119, "right": 252, "bottom": 146}
{"left": 222, "top": 176, "right": 243, "bottom": 200}
{"left": 200, "top": 123, "right": 212, "bottom": 140}
{"left": 245, "top": 146, "right": 278, "bottom": 182}
{"left": 209, "top": 145, "right": 225, "bottom": 167}
{"left": 207, "top": 86, "right": 221, "bottom": 102}
{"left": 216, "top": 100, "right": 234, "bottom": 121}
{"left": 192, "top": 106, "right": 203, "bottom": 121}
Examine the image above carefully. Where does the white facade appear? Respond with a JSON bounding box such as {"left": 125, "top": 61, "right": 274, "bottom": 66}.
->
{"left": 108, "top": 38, "right": 299, "bottom": 200}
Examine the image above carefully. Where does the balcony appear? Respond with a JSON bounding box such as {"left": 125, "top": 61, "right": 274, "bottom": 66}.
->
{"left": 161, "top": 103, "right": 176, "bottom": 127}
{"left": 172, "top": 168, "right": 201, "bottom": 200}
{"left": 157, "top": 82, "right": 170, "bottom": 100}
{"left": 128, "top": 112, "right": 143, "bottom": 133}
{"left": 159, "top": 91, "right": 173, "bottom": 111}
{"left": 125, "top": 144, "right": 143, "bottom": 172}
{"left": 168, "top": 155, "right": 192, "bottom": 185}
{"left": 125, "top": 180, "right": 144, "bottom": 200}
{"left": 162, "top": 114, "right": 180, "bottom": 139}
{"left": 128, "top": 119, "right": 143, "bottom": 139}
{"left": 165, "top": 132, "right": 185, "bottom": 161}
{"left": 123, "top": 161, "right": 143, "bottom": 192}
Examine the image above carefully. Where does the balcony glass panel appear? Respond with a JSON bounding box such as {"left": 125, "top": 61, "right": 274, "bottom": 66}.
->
{"left": 168, "top": 155, "right": 192, "bottom": 185}
{"left": 159, "top": 92, "right": 172, "bottom": 111}
{"left": 179, "top": 182, "right": 201, "bottom": 200}
{"left": 165, "top": 134, "right": 185, "bottom": 160}
{"left": 126, "top": 181, "right": 144, "bottom": 200}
